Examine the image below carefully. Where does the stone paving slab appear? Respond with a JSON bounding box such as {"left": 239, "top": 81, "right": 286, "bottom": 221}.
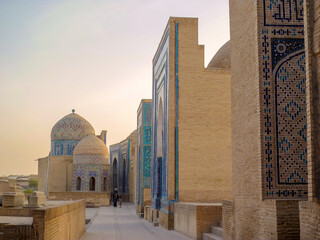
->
{"left": 81, "top": 203, "right": 193, "bottom": 240}
{"left": 0, "top": 216, "right": 33, "bottom": 225}
{"left": 85, "top": 207, "right": 100, "bottom": 220}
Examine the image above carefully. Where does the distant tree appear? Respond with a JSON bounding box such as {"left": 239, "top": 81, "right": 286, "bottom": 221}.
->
{"left": 28, "top": 179, "right": 38, "bottom": 190}
{"left": 23, "top": 189, "right": 33, "bottom": 194}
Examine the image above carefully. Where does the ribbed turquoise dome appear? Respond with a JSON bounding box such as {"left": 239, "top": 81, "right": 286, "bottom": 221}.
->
{"left": 51, "top": 112, "right": 95, "bottom": 141}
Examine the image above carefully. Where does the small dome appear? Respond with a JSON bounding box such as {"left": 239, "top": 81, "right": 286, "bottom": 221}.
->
{"left": 51, "top": 112, "right": 95, "bottom": 141}
{"left": 207, "top": 40, "right": 231, "bottom": 69}
{"left": 73, "top": 135, "right": 109, "bottom": 156}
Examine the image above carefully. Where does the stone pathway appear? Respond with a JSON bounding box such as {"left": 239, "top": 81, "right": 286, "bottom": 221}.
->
{"left": 81, "top": 203, "right": 193, "bottom": 240}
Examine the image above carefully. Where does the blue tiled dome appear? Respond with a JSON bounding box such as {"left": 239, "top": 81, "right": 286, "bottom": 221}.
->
{"left": 51, "top": 112, "right": 95, "bottom": 141}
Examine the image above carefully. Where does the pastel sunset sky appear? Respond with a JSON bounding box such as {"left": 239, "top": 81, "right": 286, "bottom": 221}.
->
{"left": 0, "top": 0, "right": 229, "bottom": 176}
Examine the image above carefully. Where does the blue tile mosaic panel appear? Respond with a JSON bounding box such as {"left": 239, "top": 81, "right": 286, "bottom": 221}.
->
{"left": 144, "top": 126, "right": 152, "bottom": 145}
{"left": 144, "top": 104, "right": 152, "bottom": 124}
{"left": 136, "top": 101, "right": 153, "bottom": 205}
{"left": 260, "top": 0, "right": 307, "bottom": 199}
{"left": 72, "top": 164, "right": 109, "bottom": 192}
{"left": 143, "top": 146, "right": 151, "bottom": 177}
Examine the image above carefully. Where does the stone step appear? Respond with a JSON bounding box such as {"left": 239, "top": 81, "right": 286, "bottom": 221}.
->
{"left": 152, "top": 220, "right": 159, "bottom": 227}
{"left": 211, "top": 226, "right": 223, "bottom": 237}
{"left": 203, "top": 233, "right": 223, "bottom": 240}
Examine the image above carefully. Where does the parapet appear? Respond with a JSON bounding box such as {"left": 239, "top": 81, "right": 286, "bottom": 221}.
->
{"left": 2, "top": 192, "right": 25, "bottom": 207}
{"left": 29, "top": 191, "right": 46, "bottom": 207}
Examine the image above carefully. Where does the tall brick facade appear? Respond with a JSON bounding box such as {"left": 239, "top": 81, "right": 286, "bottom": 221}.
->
{"left": 258, "top": 0, "right": 307, "bottom": 200}
{"left": 227, "top": 0, "right": 305, "bottom": 239}
{"left": 136, "top": 99, "right": 152, "bottom": 213}
{"left": 110, "top": 139, "right": 130, "bottom": 200}
{"left": 299, "top": 1, "right": 320, "bottom": 239}
{"left": 151, "top": 17, "right": 232, "bottom": 229}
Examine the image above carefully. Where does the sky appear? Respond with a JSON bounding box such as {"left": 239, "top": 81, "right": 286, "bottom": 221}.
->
{"left": 0, "top": 0, "right": 230, "bottom": 176}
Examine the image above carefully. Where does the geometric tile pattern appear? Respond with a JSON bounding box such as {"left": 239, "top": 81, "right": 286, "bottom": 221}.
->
{"left": 144, "top": 126, "right": 152, "bottom": 145}
{"left": 143, "top": 146, "right": 152, "bottom": 177}
{"left": 144, "top": 104, "right": 152, "bottom": 124}
{"left": 72, "top": 164, "right": 109, "bottom": 192}
{"left": 109, "top": 141, "right": 129, "bottom": 195}
{"left": 136, "top": 102, "right": 152, "bottom": 205}
{"left": 120, "top": 142, "right": 129, "bottom": 194}
{"left": 51, "top": 141, "right": 78, "bottom": 156}
{"left": 51, "top": 112, "right": 95, "bottom": 141}
{"left": 259, "top": 0, "right": 307, "bottom": 199}
{"left": 151, "top": 27, "right": 170, "bottom": 209}
{"left": 73, "top": 154, "right": 108, "bottom": 165}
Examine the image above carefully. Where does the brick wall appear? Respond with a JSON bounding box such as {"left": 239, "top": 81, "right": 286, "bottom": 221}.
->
{"left": 49, "top": 192, "right": 110, "bottom": 206}
{"left": 229, "top": 0, "right": 303, "bottom": 239}
{"left": 174, "top": 202, "right": 222, "bottom": 240}
{"left": 0, "top": 224, "right": 35, "bottom": 240}
{"left": 152, "top": 18, "right": 232, "bottom": 207}
{"left": 299, "top": 2, "right": 320, "bottom": 239}
{"left": 229, "top": 0, "right": 262, "bottom": 238}
{"left": 38, "top": 157, "right": 48, "bottom": 193}
{"left": 40, "top": 200, "right": 85, "bottom": 240}
{"left": 0, "top": 200, "right": 85, "bottom": 240}
{"left": 143, "top": 188, "right": 151, "bottom": 205}
{"left": 276, "top": 201, "right": 300, "bottom": 239}
{"left": 47, "top": 156, "right": 73, "bottom": 192}
{"left": 0, "top": 207, "right": 32, "bottom": 217}
{"left": 159, "top": 210, "right": 174, "bottom": 230}
{"left": 150, "top": 17, "right": 232, "bottom": 230}
{"left": 128, "top": 130, "right": 137, "bottom": 203}
{"left": 300, "top": 201, "right": 320, "bottom": 240}
{"left": 226, "top": 200, "right": 299, "bottom": 240}
{"left": 222, "top": 200, "right": 234, "bottom": 240}
{"left": 172, "top": 18, "right": 232, "bottom": 203}
{"left": 304, "top": 0, "right": 320, "bottom": 202}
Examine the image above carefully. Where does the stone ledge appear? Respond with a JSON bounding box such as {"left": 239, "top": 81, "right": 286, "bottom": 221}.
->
{"left": 174, "top": 202, "right": 222, "bottom": 240}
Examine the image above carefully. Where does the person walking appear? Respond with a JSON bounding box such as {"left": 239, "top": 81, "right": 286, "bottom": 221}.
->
{"left": 113, "top": 194, "right": 118, "bottom": 207}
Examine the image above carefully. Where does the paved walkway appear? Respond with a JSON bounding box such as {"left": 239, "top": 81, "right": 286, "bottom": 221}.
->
{"left": 81, "top": 203, "right": 193, "bottom": 240}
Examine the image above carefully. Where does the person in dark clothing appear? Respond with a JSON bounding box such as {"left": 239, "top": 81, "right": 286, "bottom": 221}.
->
{"left": 113, "top": 194, "right": 118, "bottom": 207}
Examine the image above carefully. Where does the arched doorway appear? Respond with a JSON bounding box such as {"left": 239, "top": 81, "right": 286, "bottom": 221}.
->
{"left": 157, "top": 99, "right": 164, "bottom": 159}
{"left": 156, "top": 98, "right": 164, "bottom": 206}
{"left": 103, "top": 177, "right": 108, "bottom": 191}
{"left": 122, "top": 159, "right": 126, "bottom": 193}
{"left": 76, "top": 177, "right": 81, "bottom": 191}
{"left": 113, "top": 158, "right": 118, "bottom": 193}
{"left": 89, "top": 177, "right": 95, "bottom": 191}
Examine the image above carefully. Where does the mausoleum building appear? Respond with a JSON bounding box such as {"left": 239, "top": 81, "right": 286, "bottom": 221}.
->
{"left": 222, "top": 0, "right": 308, "bottom": 239}
{"left": 136, "top": 99, "right": 152, "bottom": 214}
{"left": 110, "top": 130, "right": 137, "bottom": 202}
{"left": 150, "top": 17, "right": 232, "bottom": 232}
{"left": 72, "top": 134, "right": 110, "bottom": 192}
{"left": 37, "top": 111, "right": 111, "bottom": 206}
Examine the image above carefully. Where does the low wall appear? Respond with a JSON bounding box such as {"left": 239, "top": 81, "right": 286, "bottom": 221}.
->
{"left": 41, "top": 200, "right": 85, "bottom": 240}
{"left": 300, "top": 201, "right": 320, "bottom": 240}
{"left": 174, "top": 202, "right": 222, "bottom": 240}
{"left": 275, "top": 200, "right": 300, "bottom": 239}
{"left": 136, "top": 204, "right": 143, "bottom": 214}
{"left": 143, "top": 188, "right": 151, "bottom": 206}
{"left": 144, "top": 206, "right": 150, "bottom": 221}
{"left": 0, "top": 224, "right": 34, "bottom": 240}
{"left": 159, "top": 210, "right": 174, "bottom": 230}
{"left": 0, "top": 207, "right": 33, "bottom": 217}
{"left": 49, "top": 192, "right": 110, "bottom": 206}
{"left": 0, "top": 200, "right": 86, "bottom": 240}
{"left": 222, "top": 200, "right": 234, "bottom": 240}
{"left": 227, "top": 199, "right": 300, "bottom": 239}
